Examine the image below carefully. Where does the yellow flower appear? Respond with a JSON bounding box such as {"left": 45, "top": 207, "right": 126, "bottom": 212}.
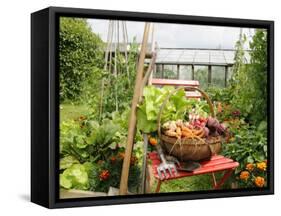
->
{"left": 246, "top": 163, "right": 255, "bottom": 172}
{"left": 256, "top": 162, "right": 267, "bottom": 171}
{"left": 240, "top": 171, "right": 250, "bottom": 181}
{"left": 254, "top": 176, "right": 265, "bottom": 187}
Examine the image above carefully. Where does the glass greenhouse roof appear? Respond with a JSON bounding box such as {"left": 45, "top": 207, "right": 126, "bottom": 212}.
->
{"left": 156, "top": 48, "right": 251, "bottom": 66}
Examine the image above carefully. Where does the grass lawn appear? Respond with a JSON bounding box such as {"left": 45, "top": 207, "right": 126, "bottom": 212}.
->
{"left": 151, "top": 172, "right": 230, "bottom": 193}
{"left": 156, "top": 175, "right": 213, "bottom": 193}
{"left": 60, "top": 103, "right": 91, "bottom": 123}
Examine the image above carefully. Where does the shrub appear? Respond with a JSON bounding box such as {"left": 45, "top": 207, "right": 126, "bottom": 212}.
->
{"left": 59, "top": 17, "right": 104, "bottom": 101}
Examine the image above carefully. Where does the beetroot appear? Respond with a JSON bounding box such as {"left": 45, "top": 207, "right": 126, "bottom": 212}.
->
{"left": 206, "top": 117, "right": 226, "bottom": 136}
{"left": 203, "top": 127, "right": 210, "bottom": 137}
{"left": 207, "top": 117, "right": 220, "bottom": 128}
{"left": 217, "top": 123, "right": 226, "bottom": 134}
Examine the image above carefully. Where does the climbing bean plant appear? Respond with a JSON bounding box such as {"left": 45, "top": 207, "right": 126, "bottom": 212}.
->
{"left": 228, "top": 29, "right": 268, "bottom": 124}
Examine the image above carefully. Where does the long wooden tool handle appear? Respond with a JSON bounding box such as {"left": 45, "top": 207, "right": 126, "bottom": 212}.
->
{"left": 119, "top": 23, "right": 151, "bottom": 195}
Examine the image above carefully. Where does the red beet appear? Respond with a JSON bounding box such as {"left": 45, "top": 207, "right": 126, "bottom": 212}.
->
{"left": 204, "top": 127, "right": 210, "bottom": 137}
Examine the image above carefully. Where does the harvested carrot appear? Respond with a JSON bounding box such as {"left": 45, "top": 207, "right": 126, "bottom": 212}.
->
{"left": 197, "top": 129, "right": 205, "bottom": 138}
{"left": 182, "top": 126, "right": 192, "bottom": 133}
{"left": 182, "top": 130, "right": 192, "bottom": 138}
{"left": 193, "top": 128, "right": 204, "bottom": 136}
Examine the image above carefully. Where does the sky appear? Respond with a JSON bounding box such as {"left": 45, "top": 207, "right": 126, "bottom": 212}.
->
{"left": 87, "top": 18, "right": 257, "bottom": 49}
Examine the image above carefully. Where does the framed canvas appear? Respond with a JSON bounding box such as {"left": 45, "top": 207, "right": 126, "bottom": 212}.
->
{"left": 31, "top": 6, "right": 274, "bottom": 208}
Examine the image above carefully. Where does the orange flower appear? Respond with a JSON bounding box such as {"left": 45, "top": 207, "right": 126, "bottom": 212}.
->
{"left": 240, "top": 171, "right": 250, "bottom": 181}
{"left": 256, "top": 162, "right": 267, "bottom": 171}
{"left": 254, "top": 176, "right": 265, "bottom": 188}
{"left": 99, "top": 170, "right": 110, "bottom": 181}
{"left": 110, "top": 156, "right": 117, "bottom": 163}
{"left": 246, "top": 163, "right": 255, "bottom": 172}
{"left": 149, "top": 137, "right": 158, "bottom": 146}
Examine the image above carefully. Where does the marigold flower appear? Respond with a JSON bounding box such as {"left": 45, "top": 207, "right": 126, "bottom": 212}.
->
{"left": 246, "top": 163, "right": 255, "bottom": 172}
{"left": 254, "top": 176, "right": 265, "bottom": 188}
{"left": 240, "top": 171, "right": 250, "bottom": 181}
{"left": 110, "top": 156, "right": 117, "bottom": 163}
{"left": 99, "top": 170, "right": 110, "bottom": 181}
{"left": 256, "top": 162, "right": 267, "bottom": 171}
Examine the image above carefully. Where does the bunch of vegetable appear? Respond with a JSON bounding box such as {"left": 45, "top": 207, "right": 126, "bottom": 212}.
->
{"left": 161, "top": 116, "right": 226, "bottom": 140}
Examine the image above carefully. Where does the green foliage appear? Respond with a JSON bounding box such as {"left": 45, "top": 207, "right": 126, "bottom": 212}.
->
{"left": 137, "top": 86, "right": 210, "bottom": 133}
{"left": 137, "top": 86, "right": 188, "bottom": 133}
{"left": 194, "top": 67, "right": 208, "bottom": 89}
{"left": 60, "top": 163, "right": 89, "bottom": 190}
{"left": 85, "top": 119, "right": 120, "bottom": 161}
{"left": 205, "top": 86, "right": 232, "bottom": 103}
{"left": 59, "top": 17, "right": 104, "bottom": 101}
{"left": 60, "top": 117, "right": 121, "bottom": 163}
{"left": 60, "top": 155, "right": 80, "bottom": 170}
{"left": 222, "top": 121, "right": 267, "bottom": 175}
{"left": 229, "top": 30, "right": 268, "bottom": 124}
{"left": 60, "top": 120, "right": 90, "bottom": 162}
{"left": 79, "top": 38, "right": 139, "bottom": 121}
{"left": 87, "top": 148, "right": 141, "bottom": 193}
{"left": 99, "top": 39, "right": 139, "bottom": 115}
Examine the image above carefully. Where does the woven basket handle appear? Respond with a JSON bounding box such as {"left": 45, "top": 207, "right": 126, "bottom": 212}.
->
{"left": 157, "top": 86, "right": 215, "bottom": 139}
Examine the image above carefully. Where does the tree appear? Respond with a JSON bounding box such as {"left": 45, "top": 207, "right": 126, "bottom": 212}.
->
{"left": 59, "top": 18, "right": 104, "bottom": 101}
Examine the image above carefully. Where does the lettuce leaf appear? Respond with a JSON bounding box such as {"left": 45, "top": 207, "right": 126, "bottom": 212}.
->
{"left": 60, "top": 164, "right": 89, "bottom": 190}
{"left": 137, "top": 86, "right": 188, "bottom": 133}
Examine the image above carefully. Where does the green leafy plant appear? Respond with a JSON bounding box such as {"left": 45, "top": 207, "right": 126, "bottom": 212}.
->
{"left": 137, "top": 85, "right": 210, "bottom": 133}
{"left": 229, "top": 30, "right": 268, "bottom": 124}
{"left": 60, "top": 120, "right": 90, "bottom": 162}
{"left": 85, "top": 119, "right": 120, "bottom": 161}
{"left": 87, "top": 147, "right": 141, "bottom": 193}
{"left": 222, "top": 121, "right": 267, "bottom": 175}
{"left": 137, "top": 86, "right": 187, "bottom": 133}
{"left": 60, "top": 163, "right": 89, "bottom": 190}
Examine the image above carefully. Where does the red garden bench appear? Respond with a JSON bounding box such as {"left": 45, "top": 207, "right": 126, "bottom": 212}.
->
{"left": 147, "top": 152, "right": 239, "bottom": 192}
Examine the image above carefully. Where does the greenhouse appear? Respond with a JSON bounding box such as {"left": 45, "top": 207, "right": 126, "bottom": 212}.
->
{"left": 153, "top": 48, "right": 251, "bottom": 88}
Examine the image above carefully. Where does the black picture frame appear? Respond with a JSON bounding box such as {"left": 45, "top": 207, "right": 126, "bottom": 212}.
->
{"left": 31, "top": 6, "right": 274, "bottom": 208}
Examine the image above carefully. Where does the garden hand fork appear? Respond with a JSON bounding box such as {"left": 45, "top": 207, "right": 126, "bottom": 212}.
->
{"left": 155, "top": 144, "right": 179, "bottom": 180}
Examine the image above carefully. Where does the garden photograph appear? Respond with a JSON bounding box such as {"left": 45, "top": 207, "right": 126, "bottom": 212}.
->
{"left": 58, "top": 17, "right": 268, "bottom": 199}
